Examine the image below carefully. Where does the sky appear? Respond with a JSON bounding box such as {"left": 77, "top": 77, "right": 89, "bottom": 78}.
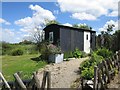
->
{"left": 0, "top": 0, "right": 119, "bottom": 43}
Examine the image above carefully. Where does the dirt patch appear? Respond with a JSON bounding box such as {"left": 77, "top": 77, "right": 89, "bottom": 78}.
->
{"left": 37, "top": 57, "right": 89, "bottom": 88}
{"left": 107, "top": 72, "right": 120, "bottom": 89}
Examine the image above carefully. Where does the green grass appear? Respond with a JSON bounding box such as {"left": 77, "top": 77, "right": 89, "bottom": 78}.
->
{"left": 1, "top": 54, "right": 47, "bottom": 81}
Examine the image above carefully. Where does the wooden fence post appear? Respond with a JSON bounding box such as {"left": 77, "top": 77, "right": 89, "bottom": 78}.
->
{"left": 0, "top": 72, "right": 11, "bottom": 90}
{"left": 13, "top": 73, "right": 27, "bottom": 90}
{"left": 47, "top": 71, "right": 51, "bottom": 90}
{"left": 33, "top": 72, "right": 41, "bottom": 89}
{"left": 41, "top": 71, "right": 47, "bottom": 89}
{"left": 93, "top": 66, "right": 98, "bottom": 90}
{"left": 103, "top": 60, "right": 110, "bottom": 83}
{"left": 116, "top": 52, "right": 120, "bottom": 71}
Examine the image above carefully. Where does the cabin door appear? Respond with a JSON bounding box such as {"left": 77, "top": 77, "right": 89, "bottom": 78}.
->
{"left": 84, "top": 31, "right": 90, "bottom": 53}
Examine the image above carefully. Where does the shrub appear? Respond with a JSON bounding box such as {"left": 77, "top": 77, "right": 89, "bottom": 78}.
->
{"left": 81, "top": 51, "right": 87, "bottom": 58}
{"left": 96, "top": 48, "right": 113, "bottom": 58}
{"left": 11, "top": 49, "right": 23, "bottom": 56}
{"left": 64, "top": 51, "right": 73, "bottom": 59}
{"left": 80, "top": 52, "right": 103, "bottom": 80}
{"left": 73, "top": 48, "right": 82, "bottom": 58}
{"left": 81, "top": 66, "right": 94, "bottom": 80}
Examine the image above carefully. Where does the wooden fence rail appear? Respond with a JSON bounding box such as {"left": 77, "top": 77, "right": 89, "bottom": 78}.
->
{"left": 82, "top": 50, "right": 120, "bottom": 90}
{"left": 93, "top": 50, "right": 120, "bottom": 90}
{"left": 0, "top": 71, "right": 51, "bottom": 90}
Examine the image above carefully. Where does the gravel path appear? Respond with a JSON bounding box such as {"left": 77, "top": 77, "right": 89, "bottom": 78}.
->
{"left": 37, "top": 57, "right": 88, "bottom": 88}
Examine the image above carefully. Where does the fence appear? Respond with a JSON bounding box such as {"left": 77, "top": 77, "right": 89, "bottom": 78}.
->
{"left": 82, "top": 50, "right": 120, "bottom": 90}
{"left": 0, "top": 71, "right": 51, "bottom": 90}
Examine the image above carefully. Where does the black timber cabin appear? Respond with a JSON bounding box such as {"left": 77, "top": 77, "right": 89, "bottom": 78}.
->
{"left": 43, "top": 24, "right": 96, "bottom": 53}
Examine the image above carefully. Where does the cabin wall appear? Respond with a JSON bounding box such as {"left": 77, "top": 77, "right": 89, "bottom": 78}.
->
{"left": 44, "top": 25, "right": 60, "bottom": 45}
{"left": 60, "top": 28, "right": 84, "bottom": 52}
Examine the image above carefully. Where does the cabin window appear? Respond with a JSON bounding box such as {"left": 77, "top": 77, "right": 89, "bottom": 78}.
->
{"left": 86, "top": 34, "right": 88, "bottom": 40}
{"left": 49, "top": 32, "right": 53, "bottom": 43}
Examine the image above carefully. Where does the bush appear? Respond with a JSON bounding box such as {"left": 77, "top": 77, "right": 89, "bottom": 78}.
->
{"left": 80, "top": 52, "right": 103, "bottom": 79}
{"left": 11, "top": 49, "right": 24, "bottom": 56}
{"left": 96, "top": 48, "right": 113, "bottom": 58}
{"left": 73, "top": 48, "right": 82, "bottom": 58}
{"left": 64, "top": 51, "right": 73, "bottom": 59}
{"left": 81, "top": 51, "right": 87, "bottom": 58}
{"left": 81, "top": 66, "right": 94, "bottom": 80}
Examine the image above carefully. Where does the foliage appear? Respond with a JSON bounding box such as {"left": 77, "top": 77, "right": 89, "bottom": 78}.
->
{"left": 72, "top": 24, "right": 92, "bottom": 30}
{"left": 2, "top": 54, "right": 47, "bottom": 81}
{"left": 64, "top": 51, "right": 73, "bottom": 59}
{"left": 47, "top": 44, "right": 62, "bottom": 54}
{"left": 72, "top": 48, "right": 82, "bottom": 58}
{"left": 96, "top": 24, "right": 119, "bottom": 51}
{"left": 1, "top": 42, "right": 38, "bottom": 55}
{"left": 11, "top": 49, "right": 24, "bottom": 56}
{"left": 81, "top": 66, "right": 94, "bottom": 80}
{"left": 80, "top": 52, "right": 103, "bottom": 80}
{"left": 111, "top": 30, "right": 120, "bottom": 52}
{"left": 81, "top": 51, "right": 87, "bottom": 58}
{"left": 2, "top": 42, "right": 12, "bottom": 55}
{"left": 39, "top": 42, "right": 62, "bottom": 61}
{"left": 95, "top": 48, "right": 113, "bottom": 58}
{"left": 46, "top": 20, "right": 60, "bottom": 26}
{"left": 19, "top": 40, "right": 34, "bottom": 45}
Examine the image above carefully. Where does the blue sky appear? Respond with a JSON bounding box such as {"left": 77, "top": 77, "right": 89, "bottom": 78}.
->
{"left": 1, "top": 1, "right": 119, "bottom": 43}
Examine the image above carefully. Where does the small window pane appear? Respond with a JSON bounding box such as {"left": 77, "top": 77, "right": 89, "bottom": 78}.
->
{"left": 49, "top": 32, "right": 53, "bottom": 43}
{"left": 86, "top": 34, "right": 88, "bottom": 40}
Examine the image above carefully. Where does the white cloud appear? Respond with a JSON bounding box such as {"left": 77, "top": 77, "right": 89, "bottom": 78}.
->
{"left": 0, "top": 27, "right": 25, "bottom": 43}
{"left": 71, "top": 12, "right": 96, "bottom": 20}
{"left": 53, "top": 10, "right": 59, "bottom": 14}
{"left": 1, "top": 28, "right": 15, "bottom": 42}
{"left": 57, "top": 0, "right": 118, "bottom": 20}
{"left": 108, "top": 11, "right": 118, "bottom": 17}
{"left": 15, "top": 4, "right": 55, "bottom": 34}
{"left": 99, "top": 20, "right": 118, "bottom": 33}
{"left": 0, "top": 18, "right": 11, "bottom": 25}
{"left": 63, "top": 23, "right": 72, "bottom": 27}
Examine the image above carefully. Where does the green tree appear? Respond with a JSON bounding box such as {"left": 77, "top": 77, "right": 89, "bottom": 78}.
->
{"left": 45, "top": 20, "right": 60, "bottom": 26}
{"left": 97, "top": 24, "right": 115, "bottom": 50}
{"left": 111, "top": 30, "right": 120, "bottom": 52}
{"left": 72, "top": 24, "right": 92, "bottom": 30}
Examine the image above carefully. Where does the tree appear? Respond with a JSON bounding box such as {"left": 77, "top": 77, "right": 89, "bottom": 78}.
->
{"left": 29, "top": 20, "right": 59, "bottom": 52}
{"left": 72, "top": 24, "right": 92, "bottom": 30}
{"left": 19, "top": 40, "right": 33, "bottom": 45}
{"left": 111, "top": 30, "right": 120, "bottom": 52}
{"left": 97, "top": 24, "right": 115, "bottom": 50}
{"left": 45, "top": 20, "right": 60, "bottom": 26}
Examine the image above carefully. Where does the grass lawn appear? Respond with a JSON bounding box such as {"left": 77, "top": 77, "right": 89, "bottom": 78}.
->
{"left": 1, "top": 54, "right": 47, "bottom": 81}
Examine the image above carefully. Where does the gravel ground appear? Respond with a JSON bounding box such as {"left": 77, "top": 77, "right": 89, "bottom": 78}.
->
{"left": 107, "top": 72, "right": 120, "bottom": 89}
{"left": 37, "top": 57, "right": 88, "bottom": 88}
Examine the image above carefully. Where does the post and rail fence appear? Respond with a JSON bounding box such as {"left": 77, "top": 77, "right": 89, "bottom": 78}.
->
{"left": 0, "top": 71, "right": 51, "bottom": 90}
{"left": 81, "top": 50, "right": 120, "bottom": 90}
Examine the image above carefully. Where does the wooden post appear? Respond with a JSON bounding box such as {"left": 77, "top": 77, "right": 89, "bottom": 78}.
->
{"left": 103, "top": 60, "right": 110, "bottom": 83}
{"left": 116, "top": 53, "right": 120, "bottom": 71}
{"left": 13, "top": 73, "right": 27, "bottom": 90}
{"left": 28, "top": 77, "right": 35, "bottom": 88}
{"left": 101, "top": 61, "right": 107, "bottom": 88}
{"left": 93, "top": 66, "right": 98, "bottom": 90}
{"left": 111, "top": 56, "right": 116, "bottom": 69}
{"left": 33, "top": 72, "right": 41, "bottom": 89}
{"left": 41, "top": 71, "right": 47, "bottom": 89}
{"left": 47, "top": 71, "right": 51, "bottom": 90}
{"left": 98, "top": 69, "right": 104, "bottom": 90}
{"left": 0, "top": 72, "right": 11, "bottom": 90}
